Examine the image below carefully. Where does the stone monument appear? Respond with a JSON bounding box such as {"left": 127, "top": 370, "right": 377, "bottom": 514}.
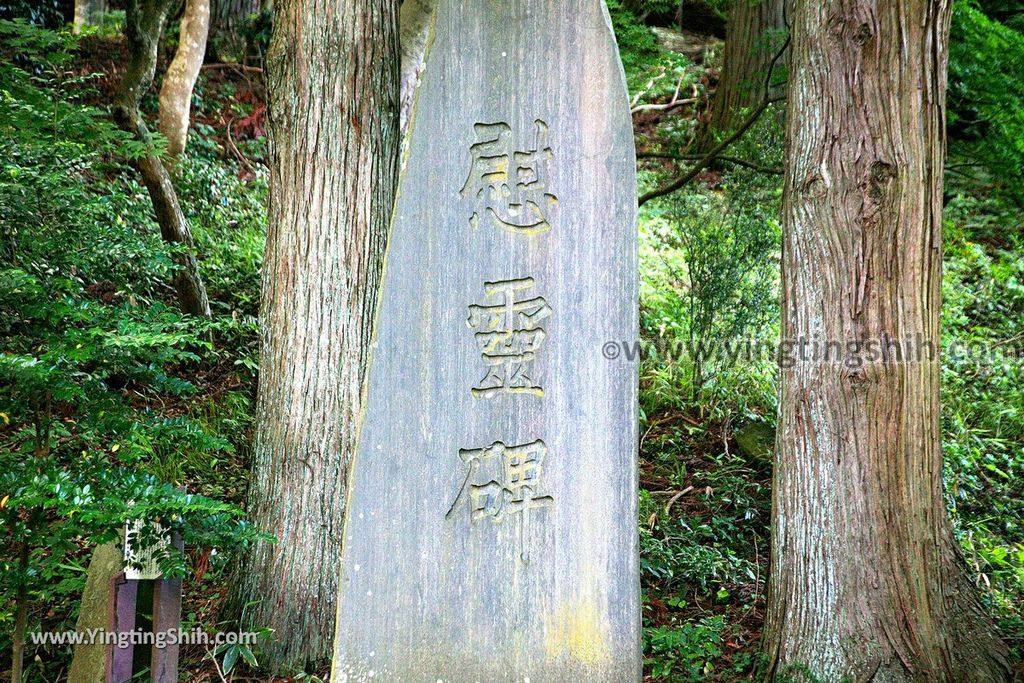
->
{"left": 333, "top": 1, "right": 639, "bottom": 680}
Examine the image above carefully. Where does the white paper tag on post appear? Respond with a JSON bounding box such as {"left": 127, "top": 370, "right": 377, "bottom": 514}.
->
{"left": 123, "top": 519, "right": 168, "bottom": 580}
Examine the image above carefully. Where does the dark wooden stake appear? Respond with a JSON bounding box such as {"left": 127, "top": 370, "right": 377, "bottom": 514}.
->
{"left": 106, "top": 572, "right": 138, "bottom": 683}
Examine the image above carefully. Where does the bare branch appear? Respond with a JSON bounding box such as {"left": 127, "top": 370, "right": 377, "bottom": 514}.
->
{"left": 638, "top": 96, "right": 782, "bottom": 206}
{"left": 637, "top": 151, "right": 782, "bottom": 174}
{"left": 631, "top": 98, "right": 698, "bottom": 115}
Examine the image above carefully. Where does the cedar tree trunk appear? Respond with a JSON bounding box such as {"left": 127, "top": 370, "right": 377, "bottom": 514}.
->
{"left": 696, "top": 0, "right": 786, "bottom": 150}
{"left": 233, "top": 0, "right": 400, "bottom": 672}
{"left": 762, "top": 1, "right": 1010, "bottom": 681}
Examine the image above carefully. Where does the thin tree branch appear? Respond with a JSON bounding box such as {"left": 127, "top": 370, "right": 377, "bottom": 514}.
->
{"left": 631, "top": 98, "right": 699, "bottom": 115}
{"left": 114, "top": 0, "right": 211, "bottom": 318}
{"left": 637, "top": 151, "right": 783, "bottom": 174}
{"left": 630, "top": 71, "right": 695, "bottom": 115}
{"left": 226, "top": 116, "right": 255, "bottom": 174}
{"left": 638, "top": 95, "right": 784, "bottom": 206}
{"left": 637, "top": 31, "right": 792, "bottom": 207}
{"left": 200, "top": 62, "right": 263, "bottom": 73}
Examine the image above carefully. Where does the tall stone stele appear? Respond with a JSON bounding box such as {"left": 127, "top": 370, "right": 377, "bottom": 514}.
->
{"left": 333, "top": 1, "right": 639, "bottom": 681}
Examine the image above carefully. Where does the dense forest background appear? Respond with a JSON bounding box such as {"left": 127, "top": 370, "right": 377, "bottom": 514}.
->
{"left": 0, "top": 0, "right": 1022, "bottom": 680}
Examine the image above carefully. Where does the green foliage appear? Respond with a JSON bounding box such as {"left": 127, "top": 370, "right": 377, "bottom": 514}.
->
{"left": 214, "top": 635, "right": 264, "bottom": 677}
{"left": 176, "top": 154, "right": 267, "bottom": 315}
{"left": 674, "top": 197, "right": 775, "bottom": 393}
{"left": 0, "top": 22, "right": 269, "bottom": 678}
{"left": 975, "top": 0, "right": 1024, "bottom": 35}
{"left": 0, "top": 0, "right": 64, "bottom": 27}
{"left": 940, "top": 194, "right": 1024, "bottom": 650}
{"left": 636, "top": 117, "right": 1024, "bottom": 678}
{"left": 243, "top": 6, "right": 273, "bottom": 62}
{"left": 639, "top": 177, "right": 779, "bottom": 409}
{"left": 948, "top": 1, "right": 1024, "bottom": 200}
{"left": 608, "top": 0, "right": 700, "bottom": 102}
{"left": 644, "top": 615, "right": 725, "bottom": 681}
{"left": 637, "top": 154, "right": 780, "bottom": 680}
{"left": 2, "top": 8, "right": 1022, "bottom": 682}
{"left": 608, "top": 0, "right": 662, "bottom": 62}
{"left": 0, "top": 20, "right": 138, "bottom": 155}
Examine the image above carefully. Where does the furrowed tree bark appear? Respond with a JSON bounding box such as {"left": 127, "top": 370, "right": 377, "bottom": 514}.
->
{"left": 233, "top": 0, "right": 400, "bottom": 672}
{"left": 158, "top": 0, "right": 210, "bottom": 160}
{"left": 694, "top": 0, "right": 786, "bottom": 151}
{"left": 763, "top": 1, "right": 1010, "bottom": 681}
{"left": 114, "top": 0, "right": 212, "bottom": 318}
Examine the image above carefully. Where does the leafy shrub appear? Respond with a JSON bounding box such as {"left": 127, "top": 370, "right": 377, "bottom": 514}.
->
{"left": 641, "top": 188, "right": 778, "bottom": 401}
{"left": 940, "top": 194, "right": 1024, "bottom": 649}
{"left": 176, "top": 154, "right": 267, "bottom": 315}
{"left": 0, "top": 21, "right": 268, "bottom": 679}
{"left": 948, "top": 1, "right": 1024, "bottom": 200}
{"left": 644, "top": 616, "right": 725, "bottom": 681}
{"left": 608, "top": 0, "right": 662, "bottom": 60}
{"left": 0, "top": 0, "right": 63, "bottom": 26}
{"left": 609, "top": 0, "right": 700, "bottom": 101}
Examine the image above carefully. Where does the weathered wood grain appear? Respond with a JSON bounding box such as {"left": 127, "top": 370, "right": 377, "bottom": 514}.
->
{"left": 332, "top": 1, "right": 639, "bottom": 681}
{"left": 105, "top": 573, "right": 137, "bottom": 683}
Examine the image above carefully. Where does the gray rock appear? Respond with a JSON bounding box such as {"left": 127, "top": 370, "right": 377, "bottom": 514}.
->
{"left": 734, "top": 420, "right": 775, "bottom": 464}
{"left": 332, "top": 1, "right": 640, "bottom": 681}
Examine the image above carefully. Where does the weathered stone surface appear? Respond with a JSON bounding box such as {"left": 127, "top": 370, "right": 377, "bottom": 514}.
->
{"left": 332, "top": 1, "right": 639, "bottom": 681}
{"left": 68, "top": 542, "right": 122, "bottom": 683}
{"left": 734, "top": 420, "right": 775, "bottom": 464}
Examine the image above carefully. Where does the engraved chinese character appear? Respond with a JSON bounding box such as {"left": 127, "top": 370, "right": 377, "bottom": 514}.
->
{"left": 460, "top": 120, "right": 558, "bottom": 235}
{"left": 445, "top": 440, "right": 553, "bottom": 563}
{"left": 467, "top": 277, "right": 551, "bottom": 398}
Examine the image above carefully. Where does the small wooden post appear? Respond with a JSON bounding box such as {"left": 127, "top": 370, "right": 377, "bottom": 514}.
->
{"left": 150, "top": 533, "right": 183, "bottom": 683}
{"left": 106, "top": 527, "right": 184, "bottom": 683}
{"left": 105, "top": 572, "right": 137, "bottom": 683}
